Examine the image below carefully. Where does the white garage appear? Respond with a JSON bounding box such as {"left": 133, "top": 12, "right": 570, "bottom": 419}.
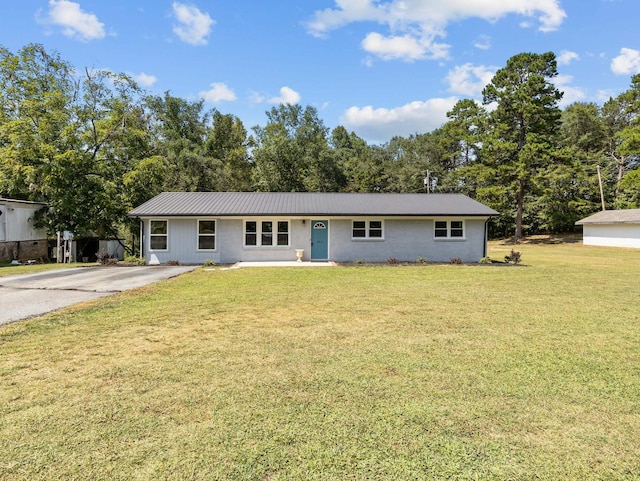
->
{"left": 576, "top": 209, "right": 640, "bottom": 248}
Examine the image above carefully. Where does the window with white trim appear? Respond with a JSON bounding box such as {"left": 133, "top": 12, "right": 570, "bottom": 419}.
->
{"left": 245, "top": 220, "right": 289, "bottom": 247}
{"left": 197, "top": 220, "right": 216, "bottom": 250}
{"left": 150, "top": 220, "right": 168, "bottom": 250}
{"left": 352, "top": 220, "right": 383, "bottom": 239}
{"left": 434, "top": 220, "right": 464, "bottom": 238}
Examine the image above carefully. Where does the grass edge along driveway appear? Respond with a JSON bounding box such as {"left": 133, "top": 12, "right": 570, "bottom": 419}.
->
{"left": 1, "top": 241, "right": 640, "bottom": 480}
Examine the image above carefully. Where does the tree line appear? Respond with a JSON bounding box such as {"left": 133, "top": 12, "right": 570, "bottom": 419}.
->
{"left": 1, "top": 44, "right": 639, "bottom": 248}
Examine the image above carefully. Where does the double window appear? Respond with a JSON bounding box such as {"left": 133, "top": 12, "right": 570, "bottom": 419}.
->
{"left": 149, "top": 220, "right": 168, "bottom": 250}
{"left": 434, "top": 220, "right": 464, "bottom": 238}
{"left": 198, "top": 220, "right": 216, "bottom": 250}
{"left": 245, "top": 221, "right": 289, "bottom": 247}
{"left": 352, "top": 220, "right": 383, "bottom": 239}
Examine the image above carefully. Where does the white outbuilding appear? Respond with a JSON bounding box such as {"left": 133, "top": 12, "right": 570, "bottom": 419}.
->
{"left": 0, "top": 198, "right": 48, "bottom": 262}
{"left": 576, "top": 209, "right": 640, "bottom": 248}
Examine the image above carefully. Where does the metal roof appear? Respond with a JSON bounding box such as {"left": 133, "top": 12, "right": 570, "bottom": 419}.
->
{"left": 576, "top": 209, "right": 640, "bottom": 225}
{"left": 128, "top": 192, "right": 499, "bottom": 217}
{"left": 0, "top": 197, "right": 47, "bottom": 207}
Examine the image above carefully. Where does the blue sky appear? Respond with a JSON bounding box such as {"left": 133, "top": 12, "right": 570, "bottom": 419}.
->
{"left": 1, "top": 1, "right": 639, "bottom": 143}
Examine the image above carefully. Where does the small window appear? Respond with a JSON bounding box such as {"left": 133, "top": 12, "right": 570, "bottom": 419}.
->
{"left": 245, "top": 221, "right": 257, "bottom": 246}
{"left": 369, "top": 221, "right": 383, "bottom": 238}
{"left": 198, "top": 220, "right": 216, "bottom": 250}
{"left": 434, "top": 221, "right": 448, "bottom": 238}
{"left": 277, "top": 221, "right": 289, "bottom": 246}
{"left": 451, "top": 221, "right": 464, "bottom": 237}
{"left": 352, "top": 221, "right": 366, "bottom": 238}
{"left": 150, "top": 220, "right": 168, "bottom": 250}
{"left": 261, "top": 221, "right": 273, "bottom": 246}
{"left": 434, "top": 220, "right": 464, "bottom": 239}
{"left": 352, "top": 220, "right": 384, "bottom": 239}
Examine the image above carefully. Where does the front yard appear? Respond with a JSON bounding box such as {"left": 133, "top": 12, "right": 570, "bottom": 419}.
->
{"left": 1, "top": 241, "right": 639, "bottom": 480}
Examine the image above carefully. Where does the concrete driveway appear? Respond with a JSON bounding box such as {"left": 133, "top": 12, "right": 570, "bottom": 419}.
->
{"left": 0, "top": 266, "right": 197, "bottom": 326}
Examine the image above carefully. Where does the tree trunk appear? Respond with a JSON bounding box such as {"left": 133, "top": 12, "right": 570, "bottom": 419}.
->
{"left": 515, "top": 179, "right": 525, "bottom": 241}
{"left": 616, "top": 156, "right": 626, "bottom": 198}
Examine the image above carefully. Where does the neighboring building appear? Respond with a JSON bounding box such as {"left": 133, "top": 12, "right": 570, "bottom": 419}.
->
{"left": 576, "top": 209, "right": 640, "bottom": 248}
{"left": 0, "top": 198, "right": 48, "bottom": 262}
{"left": 128, "top": 192, "right": 498, "bottom": 265}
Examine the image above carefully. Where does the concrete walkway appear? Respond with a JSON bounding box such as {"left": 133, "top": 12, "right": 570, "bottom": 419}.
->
{"left": 0, "top": 266, "right": 197, "bottom": 326}
{"left": 224, "top": 261, "right": 337, "bottom": 269}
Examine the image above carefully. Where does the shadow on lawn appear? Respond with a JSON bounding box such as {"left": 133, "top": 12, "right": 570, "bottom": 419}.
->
{"left": 498, "top": 233, "right": 582, "bottom": 245}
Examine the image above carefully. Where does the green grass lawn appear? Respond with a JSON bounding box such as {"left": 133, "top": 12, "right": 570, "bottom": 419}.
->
{"left": 1, "top": 241, "right": 640, "bottom": 480}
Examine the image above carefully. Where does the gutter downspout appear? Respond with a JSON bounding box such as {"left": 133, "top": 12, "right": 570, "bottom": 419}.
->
{"left": 483, "top": 218, "right": 489, "bottom": 258}
{"left": 138, "top": 218, "right": 143, "bottom": 260}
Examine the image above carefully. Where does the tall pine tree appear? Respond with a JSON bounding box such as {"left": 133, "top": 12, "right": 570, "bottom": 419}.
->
{"left": 482, "top": 52, "right": 563, "bottom": 240}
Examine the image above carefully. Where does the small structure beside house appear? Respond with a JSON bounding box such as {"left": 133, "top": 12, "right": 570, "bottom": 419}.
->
{"left": 71, "top": 237, "right": 125, "bottom": 263}
{"left": 576, "top": 209, "right": 640, "bottom": 248}
{"left": 128, "top": 192, "right": 498, "bottom": 265}
{"left": 0, "top": 198, "right": 48, "bottom": 263}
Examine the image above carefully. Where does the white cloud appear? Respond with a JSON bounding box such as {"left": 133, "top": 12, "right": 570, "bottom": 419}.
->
{"left": 473, "top": 35, "right": 491, "bottom": 50}
{"left": 307, "top": 0, "right": 566, "bottom": 61}
{"left": 361, "top": 32, "right": 449, "bottom": 61}
{"left": 363, "top": 57, "right": 375, "bottom": 67}
{"left": 268, "top": 86, "right": 301, "bottom": 104}
{"left": 554, "top": 74, "right": 586, "bottom": 107}
{"left": 172, "top": 2, "right": 214, "bottom": 46}
{"left": 249, "top": 91, "right": 266, "bottom": 104}
{"left": 446, "top": 63, "right": 496, "bottom": 96}
{"left": 199, "top": 82, "right": 237, "bottom": 103}
{"left": 134, "top": 73, "right": 157, "bottom": 87}
{"left": 597, "top": 89, "right": 617, "bottom": 103}
{"left": 340, "top": 97, "right": 458, "bottom": 143}
{"left": 611, "top": 48, "right": 640, "bottom": 75}
{"left": 557, "top": 50, "right": 579, "bottom": 66}
{"left": 306, "top": 0, "right": 381, "bottom": 37}
{"left": 42, "top": 0, "right": 105, "bottom": 41}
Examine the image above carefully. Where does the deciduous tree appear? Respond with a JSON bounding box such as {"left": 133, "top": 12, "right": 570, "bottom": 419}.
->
{"left": 204, "top": 109, "right": 252, "bottom": 191}
{"left": 252, "top": 104, "right": 342, "bottom": 192}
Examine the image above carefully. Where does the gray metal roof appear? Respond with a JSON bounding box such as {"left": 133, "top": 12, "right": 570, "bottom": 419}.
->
{"left": 128, "top": 192, "right": 499, "bottom": 217}
{"left": 576, "top": 209, "right": 640, "bottom": 225}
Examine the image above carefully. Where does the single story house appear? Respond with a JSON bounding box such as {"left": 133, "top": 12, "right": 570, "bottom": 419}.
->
{"left": 576, "top": 209, "right": 640, "bottom": 248}
{"left": 0, "top": 198, "right": 48, "bottom": 262}
{"left": 128, "top": 192, "right": 499, "bottom": 265}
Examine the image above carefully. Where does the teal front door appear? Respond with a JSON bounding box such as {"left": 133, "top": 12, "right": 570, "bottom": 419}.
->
{"left": 311, "top": 220, "right": 328, "bottom": 260}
